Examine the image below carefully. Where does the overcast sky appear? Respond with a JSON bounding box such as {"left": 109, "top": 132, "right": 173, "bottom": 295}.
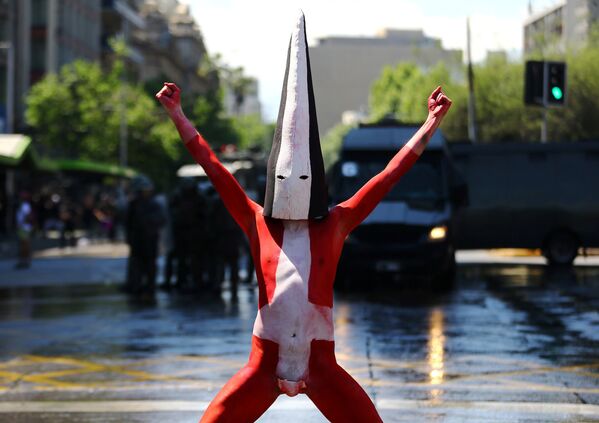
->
{"left": 188, "top": 0, "right": 560, "bottom": 121}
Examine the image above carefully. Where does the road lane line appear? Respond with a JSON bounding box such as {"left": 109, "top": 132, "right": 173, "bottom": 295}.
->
{"left": 0, "top": 399, "right": 597, "bottom": 416}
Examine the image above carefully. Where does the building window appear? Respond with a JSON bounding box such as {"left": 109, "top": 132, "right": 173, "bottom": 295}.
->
{"left": 31, "top": 38, "right": 46, "bottom": 72}
{"left": 31, "top": 0, "right": 48, "bottom": 27}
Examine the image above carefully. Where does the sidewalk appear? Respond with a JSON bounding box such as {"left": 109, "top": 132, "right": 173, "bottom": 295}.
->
{"left": 3, "top": 246, "right": 599, "bottom": 290}
{"left": 457, "top": 249, "right": 599, "bottom": 266}
{"left": 0, "top": 234, "right": 61, "bottom": 259}
{"left": 0, "top": 242, "right": 129, "bottom": 288}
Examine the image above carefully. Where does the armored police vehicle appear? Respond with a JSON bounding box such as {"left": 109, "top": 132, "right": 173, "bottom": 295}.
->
{"left": 330, "top": 122, "right": 467, "bottom": 288}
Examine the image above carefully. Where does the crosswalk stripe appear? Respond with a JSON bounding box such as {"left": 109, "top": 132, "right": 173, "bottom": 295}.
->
{"left": 0, "top": 399, "right": 597, "bottom": 416}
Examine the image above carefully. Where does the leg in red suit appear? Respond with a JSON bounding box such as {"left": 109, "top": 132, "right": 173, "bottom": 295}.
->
{"left": 200, "top": 337, "right": 280, "bottom": 423}
{"left": 306, "top": 340, "right": 383, "bottom": 423}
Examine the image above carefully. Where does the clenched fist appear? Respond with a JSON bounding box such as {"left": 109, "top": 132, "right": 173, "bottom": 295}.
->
{"left": 156, "top": 82, "right": 182, "bottom": 115}
{"left": 427, "top": 86, "right": 452, "bottom": 120}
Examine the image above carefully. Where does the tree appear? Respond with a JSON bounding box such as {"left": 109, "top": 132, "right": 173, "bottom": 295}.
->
{"left": 232, "top": 114, "right": 274, "bottom": 151}
{"left": 194, "top": 54, "right": 273, "bottom": 150}
{"left": 471, "top": 56, "right": 541, "bottom": 142}
{"left": 369, "top": 63, "right": 420, "bottom": 122}
{"left": 369, "top": 62, "right": 468, "bottom": 140}
{"left": 547, "top": 32, "right": 599, "bottom": 141}
{"left": 25, "top": 60, "right": 181, "bottom": 189}
{"left": 191, "top": 87, "right": 240, "bottom": 146}
{"left": 368, "top": 39, "right": 599, "bottom": 143}
{"left": 321, "top": 122, "right": 354, "bottom": 171}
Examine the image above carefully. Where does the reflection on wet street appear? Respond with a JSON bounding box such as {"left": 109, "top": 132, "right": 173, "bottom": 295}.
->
{"left": 0, "top": 263, "right": 598, "bottom": 422}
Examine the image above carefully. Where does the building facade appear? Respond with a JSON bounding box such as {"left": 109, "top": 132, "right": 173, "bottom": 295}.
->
{"left": 132, "top": 1, "right": 214, "bottom": 95}
{"left": 0, "top": 0, "right": 101, "bottom": 132}
{"left": 0, "top": 0, "right": 220, "bottom": 133}
{"left": 309, "top": 29, "right": 463, "bottom": 135}
{"left": 523, "top": 0, "right": 599, "bottom": 55}
{"left": 223, "top": 77, "right": 262, "bottom": 118}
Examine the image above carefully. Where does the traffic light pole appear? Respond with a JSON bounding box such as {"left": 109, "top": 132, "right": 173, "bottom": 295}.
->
{"left": 541, "top": 106, "right": 547, "bottom": 143}
{"left": 541, "top": 61, "right": 548, "bottom": 143}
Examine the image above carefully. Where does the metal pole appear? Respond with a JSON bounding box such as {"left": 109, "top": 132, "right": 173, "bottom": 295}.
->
{"left": 541, "top": 107, "right": 548, "bottom": 143}
{"left": 119, "top": 91, "right": 127, "bottom": 168}
{"left": 5, "top": 169, "right": 14, "bottom": 233}
{"left": 541, "top": 61, "right": 548, "bottom": 143}
{"left": 466, "top": 17, "right": 479, "bottom": 143}
{"left": 5, "top": 41, "right": 14, "bottom": 133}
{"left": 119, "top": 21, "right": 129, "bottom": 169}
{"left": 5, "top": 0, "right": 15, "bottom": 133}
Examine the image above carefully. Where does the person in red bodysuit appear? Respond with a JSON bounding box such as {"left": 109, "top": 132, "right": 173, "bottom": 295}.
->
{"left": 156, "top": 13, "right": 451, "bottom": 423}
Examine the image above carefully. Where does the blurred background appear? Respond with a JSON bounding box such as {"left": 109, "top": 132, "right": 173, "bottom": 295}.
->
{"left": 0, "top": 1, "right": 598, "bottom": 422}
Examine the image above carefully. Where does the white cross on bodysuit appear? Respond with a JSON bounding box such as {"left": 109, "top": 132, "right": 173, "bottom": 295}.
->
{"left": 252, "top": 220, "right": 334, "bottom": 382}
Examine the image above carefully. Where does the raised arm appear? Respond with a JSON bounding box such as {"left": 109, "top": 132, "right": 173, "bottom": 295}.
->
{"left": 156, "top": 83, "right": 259, "bottom": 234}
{"left": 334, "top": 87, "right": 452, "bottom": 235}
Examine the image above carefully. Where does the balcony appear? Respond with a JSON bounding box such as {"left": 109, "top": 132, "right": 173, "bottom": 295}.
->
{"left": 102, "top": 0, "right": 145, "bottom": 30}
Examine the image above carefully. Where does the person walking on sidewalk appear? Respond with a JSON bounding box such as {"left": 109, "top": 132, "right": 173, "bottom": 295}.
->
{"left": 15, "top": 191, "right": 33, "bottom": 269}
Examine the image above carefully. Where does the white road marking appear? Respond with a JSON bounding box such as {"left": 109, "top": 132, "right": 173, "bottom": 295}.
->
{"left": 0, "top": 399, "right": 597, "bottom": 416}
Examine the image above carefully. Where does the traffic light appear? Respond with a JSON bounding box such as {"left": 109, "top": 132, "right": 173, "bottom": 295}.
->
{"left": 524, "top": 60, "right": 567, "bottom": 107}
{"left": 546, "top": 61, "right": 566, "bottom": 106}
{"left": 524, "top": 61, "right": 544, "bottom": 106}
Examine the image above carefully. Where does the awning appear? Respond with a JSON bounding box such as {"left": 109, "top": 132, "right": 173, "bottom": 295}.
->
{"left": 51, "top": 159, "right": 137, "bottom": 178}
{"left": 177, "top": 160, "right": 253, "bottom": 178}
{"left": 0, "top": 134, "right": 32, "bottom": 166}
{"left": 0, "top": 134, "right": 137, "bottom": 177}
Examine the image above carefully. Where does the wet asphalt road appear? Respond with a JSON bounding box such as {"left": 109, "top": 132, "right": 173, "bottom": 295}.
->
{"left": 0, "top": 259, "right": 598, "bottom": 422}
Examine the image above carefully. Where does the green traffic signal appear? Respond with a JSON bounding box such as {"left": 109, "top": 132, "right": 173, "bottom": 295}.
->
{"left": 551, "top": 86, "right": 563, "bottom": 100}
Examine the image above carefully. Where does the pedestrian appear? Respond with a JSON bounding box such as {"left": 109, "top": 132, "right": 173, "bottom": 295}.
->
{"left": 169, "top": 178, "right": 206, "bottom": 291}
{"left": 213, "top": 194, "right": 244, "bottom": 297}
{"left": 59, "top": 201, "right": 76, "bottom": 248}
{"left": 155, "top": 11, "right": 451, "bottom": 421}
{"left": 125, "top": 176, "right": 166, "bottom": 294}
{"left": 15, "top": 191, "right": 33, "bottom": 269}
{"left": 162, "top": 189, "right": 180, "bottom": 290}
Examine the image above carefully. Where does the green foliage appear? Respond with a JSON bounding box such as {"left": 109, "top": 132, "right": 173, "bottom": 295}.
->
{"left": 548, "top": 41, "right": 599, "bottom": 141}
{"left": 27, "top": 60, "right": 118, "bottom": 159}
{"left": 25, "top": 60, "right": 180, "bottom": 188}
{"left": 472, "top": 56, "right": 541, "bottom": 141}
{"left": 369, "top": 39, "right": 599, "bottom": 143}
{"left": 369, "top": 63, "right": 420, "bottom": 122}
{"left": 321, "top": 122, "right": 354, "bottom": 171}
{"left": 232, "top": 114, "right": 274, "bottom": 151}
{"left": 369, "top": 62, "right": 468, "bottom": 140}
{"left": 191, "top": 88, "right": 240, "bottom": 146}
{"left": 25, "top": 53, "right": 266, "bottom": 189}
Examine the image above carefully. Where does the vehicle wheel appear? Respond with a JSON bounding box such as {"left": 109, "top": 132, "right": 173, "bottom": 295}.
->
{"left": 543, "top": 230, "right": 579, "bottom": 266}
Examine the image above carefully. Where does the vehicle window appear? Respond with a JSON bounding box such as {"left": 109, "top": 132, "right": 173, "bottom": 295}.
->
{"left": 338, "top": 158, "right": 445, "bottom": 206}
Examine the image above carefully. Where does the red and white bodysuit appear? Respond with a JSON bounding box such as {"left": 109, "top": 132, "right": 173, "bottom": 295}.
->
{"left": 183, "top": 133, "right": 420, "bottom": 422}
{"left": 156, "top": 17, "right": 451, "bottom": 418}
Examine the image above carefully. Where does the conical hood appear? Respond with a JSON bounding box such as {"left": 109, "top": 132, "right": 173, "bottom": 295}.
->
{"left": 263, "top": 12, "right": 328, "bottom": 220}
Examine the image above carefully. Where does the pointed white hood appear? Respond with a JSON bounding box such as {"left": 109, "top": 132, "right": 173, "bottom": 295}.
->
{"left": 263, "top": 12, "right": 328, "bottom": 220}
